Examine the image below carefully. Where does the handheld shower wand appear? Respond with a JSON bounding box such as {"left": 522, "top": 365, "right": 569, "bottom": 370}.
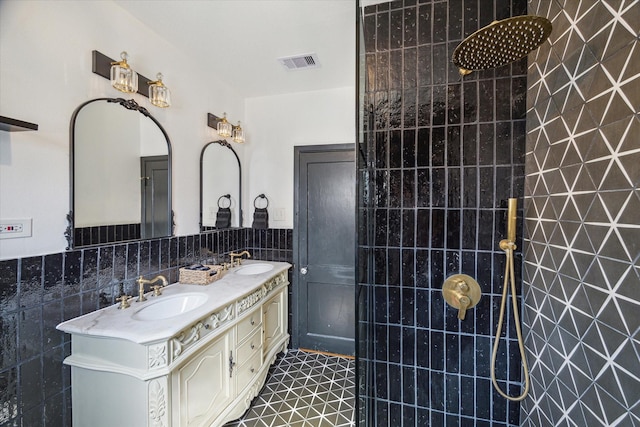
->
{"left": 506, "top": 198, "right": 517, "bottom": 244}
{"left": 491, "top": 198, "right": 530, "bottom": 401}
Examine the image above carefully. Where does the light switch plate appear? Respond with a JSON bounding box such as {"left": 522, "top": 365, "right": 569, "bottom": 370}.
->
{"left": 273, "top": 208, "right": 285, "bottom": 221}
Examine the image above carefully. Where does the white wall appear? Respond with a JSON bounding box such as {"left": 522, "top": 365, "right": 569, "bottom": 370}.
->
{"left": 0, "top": 1, "right": 244, "bottom": 259}
{"left": 244, "top": 87, "right": 355, "bottom": 229}
{"left": 0, "top": 1, "right": 355, "bottom": 260}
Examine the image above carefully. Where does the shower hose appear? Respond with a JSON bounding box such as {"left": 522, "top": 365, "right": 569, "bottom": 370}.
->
{"left": 491, "top": 238, "right": 530, "bottom": 401}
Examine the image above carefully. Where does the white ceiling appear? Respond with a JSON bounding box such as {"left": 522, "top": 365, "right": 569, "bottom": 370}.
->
{"left": 114, "top": 0, "right": 357, "bottom": 99}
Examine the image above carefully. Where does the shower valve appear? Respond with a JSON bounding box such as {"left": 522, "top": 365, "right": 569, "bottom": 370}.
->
{"left": 442, "top": 274, "right": 482, "bottom": 321}
{"left": 458, "top": 295, "right": 471, "bottom": 320}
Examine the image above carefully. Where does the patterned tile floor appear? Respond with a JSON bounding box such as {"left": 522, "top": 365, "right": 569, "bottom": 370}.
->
{"left": 224, "top": 349, "right": 355, "bottom": 427}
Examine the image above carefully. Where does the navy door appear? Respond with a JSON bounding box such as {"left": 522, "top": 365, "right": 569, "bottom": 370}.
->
{"left": 141, "top": 156, "right": 169, "bottom": 239}
{"left": 294, "top": 145, "right": 355, "bottom": 356}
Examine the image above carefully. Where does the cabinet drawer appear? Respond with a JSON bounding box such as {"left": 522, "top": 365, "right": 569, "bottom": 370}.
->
{"left": 236, "top": 350, "right": 262, "bottom": 392}
{"left": 236, "top": 327, "right": 262, "bottom": 366}
{"left": 237, "top": 312, "right": 262, "bottom": 343}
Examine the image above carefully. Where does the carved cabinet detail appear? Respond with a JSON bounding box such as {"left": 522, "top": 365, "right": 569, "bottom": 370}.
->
{"left": 61, "top": 264, "right": 290, "bottom": 427}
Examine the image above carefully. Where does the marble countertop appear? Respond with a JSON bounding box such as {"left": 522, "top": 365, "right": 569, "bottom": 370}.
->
{"left": 56, "top": 260, "right": 291, "bottom": 345}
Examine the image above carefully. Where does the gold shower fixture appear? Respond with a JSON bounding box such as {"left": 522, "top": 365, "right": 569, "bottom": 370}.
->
{"left": 492, "top": 198, "right": 531, "bottom": 402}
{"left": 442, "top": 274, "right": 482, "bottom": 320}
{"left": 452, "top": 15, "right": 552, "bottom": 75}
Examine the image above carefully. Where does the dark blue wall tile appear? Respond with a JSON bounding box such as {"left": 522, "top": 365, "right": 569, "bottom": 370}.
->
{"left": 42, "top": 299, "right": 62, "bottom": 353}
{"left": 96, "top": 246, "right": 114, "bottom": 290}
{"left": 0, "top": 313, "right": 18, "bottom": 370}
{"left": 43, "top": 254, "right": 63, "bottom": 303}
{"left": 358, "top": 0, "right": 526, "bottom": 424}
{"left": 20, "top": 355, "right": 43, "bottom": 411}
{"left": 0, "top": 259, "right": 19, "bottom": 313}
{"left": 0, "top": 366, "right": 19, "bottom": 420}
{"left": 81, "top": 249, "right": 97, "bottom": 293}
{"left": 416, "top": 368, "right": 430, "bottom": 407}
{"left": 20, "top": 257, "right": 42, "bottom": 309}
{"left": 1, "top": 228, "right": 275, "bottom": 426}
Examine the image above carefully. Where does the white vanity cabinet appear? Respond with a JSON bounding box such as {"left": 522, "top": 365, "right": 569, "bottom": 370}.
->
{"left": 58, "top": 262, "right": 290, "bottom": 427}
{"left": 263, "top": 289, "right": 287, "bottom": 353}
{"left": 172, "top": 331, "right": 234, "bottom": 426}
{"left": 233, "top": 313, "right": 263, "bottom": 392}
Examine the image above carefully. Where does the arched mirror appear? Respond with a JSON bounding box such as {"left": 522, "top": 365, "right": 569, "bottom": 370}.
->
{"left": 67, "top": 98, "right": 172, "bottom": 248}
{"left": 200, "top": 140, "right": 241, "bottom": 230}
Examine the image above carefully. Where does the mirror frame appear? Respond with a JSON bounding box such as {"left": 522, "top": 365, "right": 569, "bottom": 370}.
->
{"left": 199, "top": 140, "right": 242, "bottom": 230}
{"left": 66, "top": 97, "right": 173, "bottom": 249}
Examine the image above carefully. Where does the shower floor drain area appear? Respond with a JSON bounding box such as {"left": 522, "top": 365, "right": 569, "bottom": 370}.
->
{"left": 224, "top": 349, "right": 355, "bottom": 427}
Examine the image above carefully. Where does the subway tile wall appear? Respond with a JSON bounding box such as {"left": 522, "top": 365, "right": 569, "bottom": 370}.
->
{"left": 522, "top": 1, "right": 640, "bottom": 426}
{"left": 0, "top": 228, "right": 292, "bottom": 427}
{"left": 73, "top": 223, "right": 141, "bottom": 247}
{"left": 358, "top": 0, "right": 528, "bottom": 425}
{"left": 245, "top": 228, "right": 295, "bottom": 342}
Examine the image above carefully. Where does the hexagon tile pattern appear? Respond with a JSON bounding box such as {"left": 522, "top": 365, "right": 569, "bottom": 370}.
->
{"left": 522, "top": 1, "right": 640, "bottom": 427}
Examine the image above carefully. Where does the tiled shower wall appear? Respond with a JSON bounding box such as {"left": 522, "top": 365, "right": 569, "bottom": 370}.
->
{"left": 358, "top": 0, "right": 527, "bottom": 425}
{"left": 522, "top": 1, "right": 640, "bottom": 426}
{"left": 0, "top": 228, "right": 292, "bottom": 427}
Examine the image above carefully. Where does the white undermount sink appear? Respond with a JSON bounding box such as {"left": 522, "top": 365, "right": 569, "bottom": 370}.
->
{"left": 235, "top": 263, "right": 274, "bottom": 276}
{"left": 132, "top": 293, "right": 209, "bottom": 321}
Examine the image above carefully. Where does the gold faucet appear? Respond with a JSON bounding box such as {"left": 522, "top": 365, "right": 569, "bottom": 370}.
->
{"left": 136, "top": 275, "right": 168, "bottom": 302}
{"left": 116, "top": 294, "right": 131, "bottom": 309}
{"left": 229, "top": 251, "right": 251, "bottom": 267}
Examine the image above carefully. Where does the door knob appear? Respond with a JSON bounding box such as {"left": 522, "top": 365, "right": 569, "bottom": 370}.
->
{"left": 300, "top": 267, "right": 308, "bottom": 275}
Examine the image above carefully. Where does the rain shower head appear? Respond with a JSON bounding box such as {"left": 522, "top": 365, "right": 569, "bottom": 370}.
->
{"left": 452, "top": 15, "right": 552, "bottom": 76}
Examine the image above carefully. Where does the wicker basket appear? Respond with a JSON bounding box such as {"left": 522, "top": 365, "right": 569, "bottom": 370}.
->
{"left": 179, "top": 265, "right": 225, "bottom": 285}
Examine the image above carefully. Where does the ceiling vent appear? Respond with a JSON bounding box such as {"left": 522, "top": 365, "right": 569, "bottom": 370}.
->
{"left": 277, "top": 53, "right": 320, "bottom": 70}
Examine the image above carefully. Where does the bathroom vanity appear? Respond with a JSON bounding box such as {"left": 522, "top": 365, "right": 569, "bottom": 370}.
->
{"left": 57, "top": 260, "right": 290, "bottom": 427}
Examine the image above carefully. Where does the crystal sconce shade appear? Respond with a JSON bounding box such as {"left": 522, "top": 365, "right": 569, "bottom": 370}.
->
{"left": 148, "top": 73, "right": 171, "bottom": 108}
{"left": 217, "top": 113, "right": 233, "bottom": 138}
{"left": 94, "top": 50, "right": 171, "bottom": 108}
{"left": 110, "top": 51, "right": 138, "bottom": 93}
{"left": 233, "top": 121, "right": 245, "bottom": 143}
{"left": 208, "top": 113, "right": 246, "bottom": 144}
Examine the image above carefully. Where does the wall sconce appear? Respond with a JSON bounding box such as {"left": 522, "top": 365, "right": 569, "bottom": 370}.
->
{"left": 148, "top": 73, "right": 171, "bottom": 108}
{"left": 92, "top": 50, "right": 170, "bottom": 106}
{"left": 208, "top": 113, "right": 245, "bottom": 143}
{"left": 110, "top": 51, "right": 138, "bottom": 94}
{"left": 217, "top": 113, "right": 233, "bottom": 138}
{"left": 233, "top": 121, "right": 245, "bottom": 143}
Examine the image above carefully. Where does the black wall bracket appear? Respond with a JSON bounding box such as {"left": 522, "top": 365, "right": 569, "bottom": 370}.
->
{"left": 207, "top": 113, "right": 222, "bottom": 129}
